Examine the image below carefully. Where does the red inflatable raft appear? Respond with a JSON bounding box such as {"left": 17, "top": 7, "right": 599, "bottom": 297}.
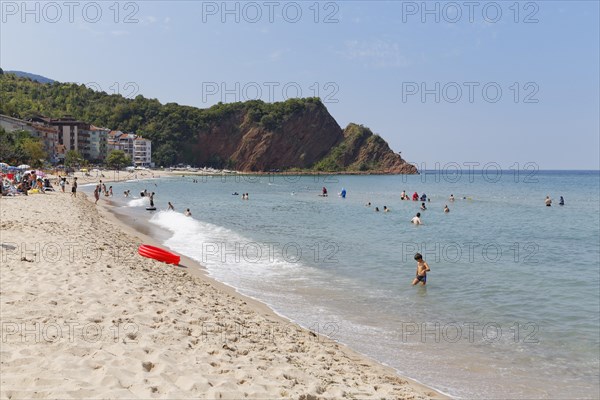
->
{"left": 138, "top": 244, "right": 180, "bottom": 266}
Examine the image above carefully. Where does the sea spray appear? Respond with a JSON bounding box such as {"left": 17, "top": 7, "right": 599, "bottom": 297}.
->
{"left": 127, "top": 197, "right": 148, "bottom": 208}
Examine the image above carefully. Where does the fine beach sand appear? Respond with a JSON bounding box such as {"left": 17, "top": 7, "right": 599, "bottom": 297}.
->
{"left": 0, "top": 190, "right": 446, "bottom": 399}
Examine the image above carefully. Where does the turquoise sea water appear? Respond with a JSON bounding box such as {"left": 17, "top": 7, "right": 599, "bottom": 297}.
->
{"left": 89, "top": 170, "right": 600, "bottom": 398}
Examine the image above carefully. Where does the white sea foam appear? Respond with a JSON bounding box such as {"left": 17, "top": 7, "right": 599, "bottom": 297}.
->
{"left": 127, "top": 197, "right": 148, "bottom": 207}
{"left": 149, "top": 211, "right": 301, "bottom": 281}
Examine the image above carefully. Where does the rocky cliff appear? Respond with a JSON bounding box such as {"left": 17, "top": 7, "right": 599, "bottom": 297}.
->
{"left": 188, "top": 99, "right": 417, "bottom": 173}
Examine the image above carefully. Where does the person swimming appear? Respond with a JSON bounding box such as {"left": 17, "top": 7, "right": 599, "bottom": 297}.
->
{"left": 545, "top": 196, "right": 552, "bottom": 207}
{"left": 559, "top": 196, "right": 564, "bottom": 206}
{"left": 375, "top": 207, "right": 380, "bottom": 212}
{"left": 322, "top": 187, "right": 328, "bottom": 196}
{"left": 421, "top": 202, "right": 427, "bottom": 210}
{"left": 383, "top": 206, "right": 390, "bottom": 212}
{"left": 411, "top": 212, "right": 422, "bottom": 224}
{"left": 444, "top": 205, "right": 450, "bottom": 213}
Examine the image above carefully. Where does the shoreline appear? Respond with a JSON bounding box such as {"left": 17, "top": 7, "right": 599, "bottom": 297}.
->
{"left": 93, "top": 185, "right": 449, "bottom": 398}
{"left": 49, "top": 168, "right": 419, "bottom": 188}
{"left": 103, "top": 203, "right": 452, "bottom": 398}
{"left": 0, "top": 189, "right": 447, "bottom": 398}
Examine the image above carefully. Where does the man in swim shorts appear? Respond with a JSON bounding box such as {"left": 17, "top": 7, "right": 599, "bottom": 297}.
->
{"left": 412, "top": 253, "right": 430, "bottom": 286}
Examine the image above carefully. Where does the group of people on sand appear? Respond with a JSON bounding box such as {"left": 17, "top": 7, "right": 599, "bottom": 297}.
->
{"left": 0, "top": 170, "right": 114, "bottom": 198}
{"left": 545, "top": 195, "right": 565, "bottom": 206}
{"left": 1, "top": 171, "right": 58, "bottom": 196}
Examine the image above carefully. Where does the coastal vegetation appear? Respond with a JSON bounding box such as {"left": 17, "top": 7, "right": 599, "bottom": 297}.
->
{"left": 0, "top": 73, "right": 416, "bottom": 173}
{"left": 0, "top": 127, "right": 46, "bottom": 167}
{"left": 106, "top": 150, "right": 132, "bottom": 170}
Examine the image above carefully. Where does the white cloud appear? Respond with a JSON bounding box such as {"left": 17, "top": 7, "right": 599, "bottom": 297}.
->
{"left": 340, "top": 40, "right": 409, "bottom": 68}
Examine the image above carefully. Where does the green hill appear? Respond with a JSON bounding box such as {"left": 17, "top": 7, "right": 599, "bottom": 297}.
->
{"left": 0, "top": 73, "right": 416, "bottom": 173}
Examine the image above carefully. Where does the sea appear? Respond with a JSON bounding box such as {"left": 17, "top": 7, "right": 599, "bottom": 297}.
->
{"left": 84, "top": 170, "right": 600, "bottom": 399}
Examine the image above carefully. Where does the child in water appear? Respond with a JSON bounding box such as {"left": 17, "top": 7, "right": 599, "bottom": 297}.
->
{"left": 412, "top": 253, "right": 430, "bottom": 286}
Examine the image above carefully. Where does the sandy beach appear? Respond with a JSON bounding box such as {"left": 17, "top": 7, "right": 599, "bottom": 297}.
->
{"left": 0, "top": 189, "right": 445, "bottom": 398}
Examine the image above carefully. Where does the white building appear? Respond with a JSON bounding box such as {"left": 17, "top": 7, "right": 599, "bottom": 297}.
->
{"left": 133, "top": 136, "right": 152, "bottom": 167}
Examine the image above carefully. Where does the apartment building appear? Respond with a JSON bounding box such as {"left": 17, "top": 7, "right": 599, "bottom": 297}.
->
{"left": 1, "top": 114, "right": 151, "bottom": 166}
{"left": 133, "top": 136, "right": 152, "bottom": 167}
{"left": 88, "top": 125, "right": 109, "bottom": 162}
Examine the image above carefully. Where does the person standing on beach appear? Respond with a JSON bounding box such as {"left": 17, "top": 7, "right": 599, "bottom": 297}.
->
{"left": 94, "top": 184, "right": 100, "bottom": 204}
{"left": 168, "top": 202, "right": 174, "bottom": 210}
{"left": 71, "top": 177, "right": 78, "bottom": 197}
{"left": 59, "top": 177, "right": 66, "bottom": 193}
{"left": 412, "top": 253, "right": 430, "bottom": 286}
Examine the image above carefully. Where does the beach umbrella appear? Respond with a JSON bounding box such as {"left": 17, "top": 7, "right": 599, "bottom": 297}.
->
{"left": 17, "top": 164, "right": 31, "bottom": 170}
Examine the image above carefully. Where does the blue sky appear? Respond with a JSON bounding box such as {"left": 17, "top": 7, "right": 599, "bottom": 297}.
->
{"left": 1, "top": 1, "right": 599, "bottom": 169}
